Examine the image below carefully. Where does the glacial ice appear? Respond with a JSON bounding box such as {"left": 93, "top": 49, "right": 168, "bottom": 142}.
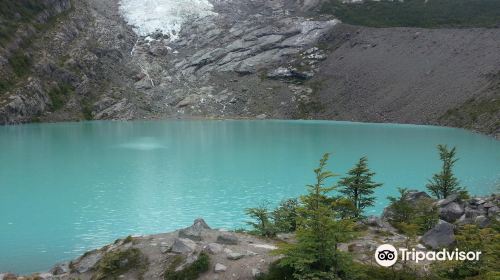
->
{"left": 119, "top": 0, "right": 216, "bottom": 40}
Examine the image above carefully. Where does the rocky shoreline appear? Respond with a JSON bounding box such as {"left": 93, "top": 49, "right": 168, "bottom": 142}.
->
{"left": 1, "top": 191, "right": 498, "bottom": 280}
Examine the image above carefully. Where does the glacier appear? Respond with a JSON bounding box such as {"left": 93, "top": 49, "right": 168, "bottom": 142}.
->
{"left": 119, "top": 0, "right": 216, "bottom": 40}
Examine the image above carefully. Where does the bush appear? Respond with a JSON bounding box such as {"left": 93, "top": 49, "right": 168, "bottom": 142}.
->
{"left": 386, "top": 188, "right": 439, "bottom": 235}
{"left": 245, "top": 204, "right": 277, "bottom": 237}
{"left": 48, "top": 83, "right": 74, "bottom": 111}
{"left": 272, "top": 198, "right": 299, "bottom": 233}
{"left": 164, "top": 252, "right": 210, "bottom": 280}
{"left": 92, "top": 248, "right": 148, "bottom": 280}
{"left": 8, "top": 51, "right": 32, "bottom": 77}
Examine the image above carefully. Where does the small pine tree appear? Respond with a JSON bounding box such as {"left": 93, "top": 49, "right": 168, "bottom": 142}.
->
{"left": 277, "top": 153, "right": 356, "bottom": 279}
{"left": 245, "top": 203, "right": 276, "bottom": 237}
{"left": 426, "top": 145, "right": 466, "bottom": 199}
{"left": 338, "top": 157, "right": 382, "bottom": 218}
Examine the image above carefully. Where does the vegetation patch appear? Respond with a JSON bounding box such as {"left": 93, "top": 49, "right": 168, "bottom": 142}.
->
{"left": 0, "top": 0, "right": 49, "bottom": 44}
{"left": 48, "top": 82, "right": 74, "bottom": 111}
{"left": 164, "top": 252, "right": 210, "bottom": 280}
{"left": 319, "top": 0, "right": 500, "bottom": 28}
{"left": 92, "top": 248, "right": 148, "bottom": 280}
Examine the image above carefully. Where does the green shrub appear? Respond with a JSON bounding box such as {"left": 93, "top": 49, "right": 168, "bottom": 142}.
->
{"left": 92, "top": 248, "right": 147, "bottom": 280}
{"left": 48, "top": 83, "right": 74, "bottom": 111}
{"left": 272, "top": 198, "right": 299, "bottom": 233}
{"left": 432, "top": 224, "right": 500, "bottom": 279}
{"left": 164, "top": 252, "right": 210, "bottom": 280}
{"left": 245, "top": 203, "right": 277, "bottom": 237}
{"left": 8, "top": 51, "right": 32, "bottom": 77}
{"left": 386, "top": 188, "right": 439, "bottom": 235}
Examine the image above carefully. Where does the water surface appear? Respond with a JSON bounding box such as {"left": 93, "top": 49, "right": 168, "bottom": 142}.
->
{"left": 0, "top": 120, "right": 498, "bottom": 273}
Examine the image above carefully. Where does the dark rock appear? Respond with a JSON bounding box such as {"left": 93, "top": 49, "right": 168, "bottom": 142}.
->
{"left": 439, "top": 202, "right": 465, "bottom": 223}
{"left": 171, "top": 238, "right": 197, "bottom": 254}
{"left": 179, "top": 218, "right": 211, "bottom": 241}
{"left": 421, "top": 220, "right": 455, "bottom": 249}
{"left": 216, "top": 233, "right": 238, "bottom": 245}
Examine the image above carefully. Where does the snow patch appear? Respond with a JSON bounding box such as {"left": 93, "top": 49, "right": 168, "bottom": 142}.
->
{"left": 119, "top": 0, "right": 216, "bottom": 40}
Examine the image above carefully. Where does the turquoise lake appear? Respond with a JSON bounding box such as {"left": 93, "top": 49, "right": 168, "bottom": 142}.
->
{"left": 0, "top": 120, "right": 499, "bottom": 273}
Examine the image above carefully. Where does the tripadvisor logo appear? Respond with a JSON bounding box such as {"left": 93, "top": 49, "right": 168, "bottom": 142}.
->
{"left": 374, "top": 244, "right": 482, "bottom": 267}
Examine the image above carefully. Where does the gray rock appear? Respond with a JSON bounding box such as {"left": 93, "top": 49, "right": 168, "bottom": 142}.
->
{"left": 421, "top": 220, "right": 455, "bottom": 249}
{"left": 487, "top": 206, "right": 499, "bottom": 217}
{"left": 171, "top": 238, "right": 197, "bottom": 254}
{"left": 363, "top": 216, "right": 383, "bottom": 227}
{"left": 217, "top": 233, "right": 239, "bottom": 245}
{"left": 71, "top": 250, "right": 103, "bottom": 274}
{"left": 50, "top": 262, "right": 70, "bottom": 275}
{"left": 227, "top": 252, "right": 245, "bottom": 260}
{"left": 437, "top": 193, "right": 459, "bottom": 207}
{"left": 475, "top": 215, "right": 491, "bottom": 228}
{"left": 179, "top": 218, "right": 211, "bottom": 241}
{"left": 214, "top": 263, "right": 227, "bottom": 273}
{"left": 439, "top": 202, "right": 465, "bottom": 223}
{"left": 406, "top": 190, "right": 432, "bottom": 204}
{"left": 177, "top": 94, "right": 199, "bottom": 107}
{"left": 204, "top": 243, "right": 224, "bottom": 255}
{"left": 252, "top": 268, "right": 263, "bottom": 277}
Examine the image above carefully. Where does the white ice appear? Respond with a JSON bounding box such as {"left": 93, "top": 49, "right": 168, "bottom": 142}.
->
{"left": 119, "top": 0, "right": 216, "bottom": 40}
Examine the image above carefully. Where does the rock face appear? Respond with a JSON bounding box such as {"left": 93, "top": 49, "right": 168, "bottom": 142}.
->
{"left": 421, "top": 220, "right": 455, "bottom": 249}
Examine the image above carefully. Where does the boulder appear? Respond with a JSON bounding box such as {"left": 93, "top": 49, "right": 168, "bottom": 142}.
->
{"left": 439, "top": 202, "right": 464, "bottom": 223}
{"left": 363, "top": 216, "right": 383, "bottom": 227}
{"left": 436, "top": 193, "right": 459, "bottom": 207}
{"left": 214, "top": 263, "right": 227, "bottom": 273}
{"left": 217, "top": 233, "right": 238, "bottom": 245}
{"left": 421, "top": 220, "right": 455, "bottom": 249}
{"left": 179, "top": 218, "right": 211, "bottom": 241}
{"left": 227, "top": 252, "right": 245, "bottom": 260}
{"left": 171, "top": 238, "right": 197, "bottom": 254}
{"left": 487, "top": 206, "right": 499, "bottom": 217}
{"left": 475, "top": 215, "right": 491, "bottom": 228}
{"left": 405, "top": 190, "right": 432, "bottom": 204}
{"left": 204, "top": 243, "right": 224, "bottom": 255}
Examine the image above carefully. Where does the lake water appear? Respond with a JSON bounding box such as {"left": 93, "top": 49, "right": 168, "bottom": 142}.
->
{"left": 0, "top": 120, "right": 499, "bottom": 273}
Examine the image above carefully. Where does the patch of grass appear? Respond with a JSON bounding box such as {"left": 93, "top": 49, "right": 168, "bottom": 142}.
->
{"left": 92, "top": 248, "right": 148, "bottom": 280}
{"left": 320, "top": 0, "right": 500, "bottom": 28}
{"left": 8, "top": 51, "right": 32, "bottom": 77}
{"left": 0, "top": 79, "right": 13, "bottom": 95}
{"left": 439, "top": 97, "right": 500, "bottom": 134}
{"left": 48, "top": 82, "right": 74, "bottom": 111}
{"left": 164, "top": 252, "right": 210, "bottom": 280}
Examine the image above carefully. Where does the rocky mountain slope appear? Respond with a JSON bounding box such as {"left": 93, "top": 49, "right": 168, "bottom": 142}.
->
{"left": 0, "top": 0, "right": 498, "bottom": 137}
